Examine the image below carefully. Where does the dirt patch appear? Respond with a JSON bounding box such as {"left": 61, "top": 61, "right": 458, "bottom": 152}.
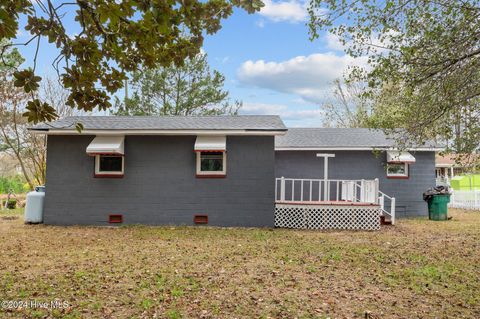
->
{"left": 0, "top": 216, "right": 18, "bottom": 221}
{"left": 0, "top": 209, "right": 479, "bottom": 318}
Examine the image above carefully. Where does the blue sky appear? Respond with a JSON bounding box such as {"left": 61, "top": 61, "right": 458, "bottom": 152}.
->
{"left": 14, "top": 0, "right": 367, "bottom": 127}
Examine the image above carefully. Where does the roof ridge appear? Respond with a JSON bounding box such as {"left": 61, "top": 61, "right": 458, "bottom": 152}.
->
{"left": 275, "top": 126, "right": 441, "bottom": 149}
{"left": 62, "top": 115, "right": 281, "bottom": 118}
{"left": 287, "top": 127, "right": 379, "bottom": 130}
{"left": 30, "top": 114, "right": 287, "bottom": 132}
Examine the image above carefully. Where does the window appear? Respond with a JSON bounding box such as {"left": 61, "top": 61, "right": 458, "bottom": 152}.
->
{"left": 95, "top": 155, "right": 124, "bottom": 177}
{"left": 196, "top": 151, "right": 226, "bottom": 177}
{"left": 386, "top": 162, "right": 409, "bottom": 178}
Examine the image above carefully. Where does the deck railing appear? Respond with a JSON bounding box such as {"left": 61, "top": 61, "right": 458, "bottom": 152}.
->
{"left": 275, "top": 177, "right": 396, "bottom": 224}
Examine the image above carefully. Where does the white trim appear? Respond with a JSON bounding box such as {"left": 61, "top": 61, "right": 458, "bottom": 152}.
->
{"left": 31, "top": 129, "right": 287, "bottom": 136}
{"left": 275, "top": 147, "right": 443, "bottom": 151}
{"left": 435, "top": 164, "right": 454, "bottom": 168}
{"left": 194, "top": 135, "right": 226, "bottom": 151}
{"left": 386, "top": 162, "right": 409, "bottom": 177}
{"left": 386, "top": 150, "right": 416, "bottom": 163}
{"left": 94, "top": 155, "right": 124, "bottom": 175}
{"left": 196, "top": 151, "right": 227, "bottom": 176}
{"left": 315, "top": 153, "right": 336, "bottom": 158}
{"left": 87, "top": 136, "right": 125, "bottom": 155}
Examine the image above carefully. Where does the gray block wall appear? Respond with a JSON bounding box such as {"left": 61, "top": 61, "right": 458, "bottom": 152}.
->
{"left": 44, "top": 135, "right": 275, "bottom": 226}
{"left": 275, "top": 150, "right": 436, "bottom": 217}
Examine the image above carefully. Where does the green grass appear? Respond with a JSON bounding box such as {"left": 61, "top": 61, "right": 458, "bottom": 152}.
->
{"left": 0, "top": 209, "right": 479, "bottom": 318}
{"left": 0, "top": 176, "right": 28, "bottom": 194}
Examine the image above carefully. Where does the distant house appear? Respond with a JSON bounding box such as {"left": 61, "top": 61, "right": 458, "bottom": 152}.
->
{"left": 30, "top": 117, "right": 440, "bottom": 228}
{"left": 435, "top": 154, "right": 479, "bottom": 180}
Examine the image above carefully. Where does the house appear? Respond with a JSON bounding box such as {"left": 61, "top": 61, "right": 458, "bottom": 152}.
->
{"left": 29, "top": 116, "right": 287, "bottom": 226}
{"left": 435, "top": 154, "right": 480, "bottom": 190}
{"left": 30, "top": 117, "right": 440, "bottom": 228}
{"left": 275, "top": 128, "right": 440, "bottom": 218}
{"left": 435, "top": 153, "right": 479, "bottom": 183}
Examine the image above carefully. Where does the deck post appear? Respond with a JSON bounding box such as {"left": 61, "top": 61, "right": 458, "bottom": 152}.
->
{"left": 360, "top": 179, "right": 365, "bottom": 202}
{"left": 316, "top": 153, "right": 335, "bottom": 201}
{"left": 391, "top": 197, "right": 396, "bottom": 225}
{"left": 324, "top": 160, "right": 328, "bottom": 201}
{"left": 280, "top": 177, "right": 285, "bottom": 201}
{"left": 309, "top": 180, "right": 313, "bottom": 201}
{"left": 300, "top": 180, "right": 304, "bottom": 201}
{"left": 374, "top": 178, "right": 379, "bottom": 203}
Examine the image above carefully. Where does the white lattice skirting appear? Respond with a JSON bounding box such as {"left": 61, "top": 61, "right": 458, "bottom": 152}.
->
{"left": 275, "top": 204, "right": 381, "bottom": 231}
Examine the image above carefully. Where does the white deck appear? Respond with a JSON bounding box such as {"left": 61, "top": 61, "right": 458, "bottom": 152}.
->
{"left": 275, "top": 178, "right": 395, "bottom": 230}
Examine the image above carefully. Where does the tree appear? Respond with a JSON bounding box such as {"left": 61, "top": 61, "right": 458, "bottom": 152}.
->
{"left": 308, "top": 0, "right": 480, "bottom": 152}
{"left": 0, "top": 41, "right": 35, "bottom": 187}
{"left": 0, "top": 43, "right": 75, "bottom": 189}
{"left": 0, "top": 0, "right": 263, "bottom": 124}
{"left": 321, "top": 79, "right": 371, "bottom": 128}
{"left": 113, "top": 53, "right": 240, "bottom": 116}
{"left": 0, "top": 77, "right": 76, "bottom": 189}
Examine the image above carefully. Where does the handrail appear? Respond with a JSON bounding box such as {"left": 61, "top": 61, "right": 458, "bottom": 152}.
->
{"left": 378, "top": 190, "right": 392, "bottom": 200}
{"left": 277, "top": 178, "right": 371, "bottom": 183}
{"left": 377, "top": 189, "right": 395, "bottom": 225}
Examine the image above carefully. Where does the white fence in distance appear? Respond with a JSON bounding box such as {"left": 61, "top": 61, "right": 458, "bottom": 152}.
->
{"left": 449, "top": 190, "right": 480, "bottom": 210}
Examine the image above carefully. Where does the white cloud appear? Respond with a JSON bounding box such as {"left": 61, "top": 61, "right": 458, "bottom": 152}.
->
{"left": 240, "top": 102, "right": 323, "bottom": 123}
{"left": 241, "top": 102, "right": 288, "bottom": 114}
{"left": 324, "top": 31, "right": 397, "bottom": 54}
{"left": 324, "top": 33, "right": 345, "bottom": 52}
{"left": 215, "top": 56, "right": 230, "bottom": 64}
{"left": 258, "top": 0, "right": 307, "bottom": 23}
{"left": 255, "top": 19, "right": 265, "bottom": 28}
{"left": 237, "top": 53, "right": 368, "bottom": 103}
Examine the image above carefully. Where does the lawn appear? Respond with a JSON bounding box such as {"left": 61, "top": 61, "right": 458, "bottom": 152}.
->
{"left": 0, "top": 209, "right": 479, "bottom": 318}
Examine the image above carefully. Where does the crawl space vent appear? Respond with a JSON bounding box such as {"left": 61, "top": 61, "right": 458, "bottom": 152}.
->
{"left": 109, "top": 214, "right": 123, "bottom": 224}
{"left": 194, "top": 215, "right": 208, "bottom": 224}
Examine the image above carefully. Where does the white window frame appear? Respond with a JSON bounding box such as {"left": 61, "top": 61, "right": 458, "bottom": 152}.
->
{"left": 386, "top": 162, "right": 409, "bottom": 178}
{"left": 95, "top": 155, "right": 124, "bottom": 176}
{"left": 196, "top": 151, "right": 227, "bottom": 176}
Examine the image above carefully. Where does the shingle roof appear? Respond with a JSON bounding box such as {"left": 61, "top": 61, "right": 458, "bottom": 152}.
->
{"left": 436, "top": 154, "right": 479, "bottom": 167}
{"left": 30, "top": 115, "right": 287, "bottom": 132}
{"left": 275, "top": 128, "right": 441, "bottom": 150}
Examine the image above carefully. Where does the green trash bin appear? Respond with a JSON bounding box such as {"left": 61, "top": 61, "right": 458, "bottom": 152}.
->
{"left": 427, "top": 194, "right": 450, "bottom": 221}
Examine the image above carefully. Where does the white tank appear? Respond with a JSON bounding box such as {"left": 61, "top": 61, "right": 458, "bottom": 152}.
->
{"left": 24, "top": 186, "right": 45, "bottom": 224}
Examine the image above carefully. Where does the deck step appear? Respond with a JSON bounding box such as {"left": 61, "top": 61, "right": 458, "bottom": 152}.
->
{"left": 380, "top": 216, "right": 392, "bottom": 225}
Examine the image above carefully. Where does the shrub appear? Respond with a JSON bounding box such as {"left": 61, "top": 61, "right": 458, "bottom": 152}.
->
{"left": 6, "top": 199, "right": 17, "bottom": 209}
{"left": 23, "top": 183, "right": 31, "bottom": 193}
{"left": 0, "top": 176, "right": 27, "bottom": 194}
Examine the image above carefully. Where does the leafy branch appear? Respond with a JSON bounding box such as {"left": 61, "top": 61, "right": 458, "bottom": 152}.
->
{"left": 0, "top": 0, "right": 263, "bottom": 123}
